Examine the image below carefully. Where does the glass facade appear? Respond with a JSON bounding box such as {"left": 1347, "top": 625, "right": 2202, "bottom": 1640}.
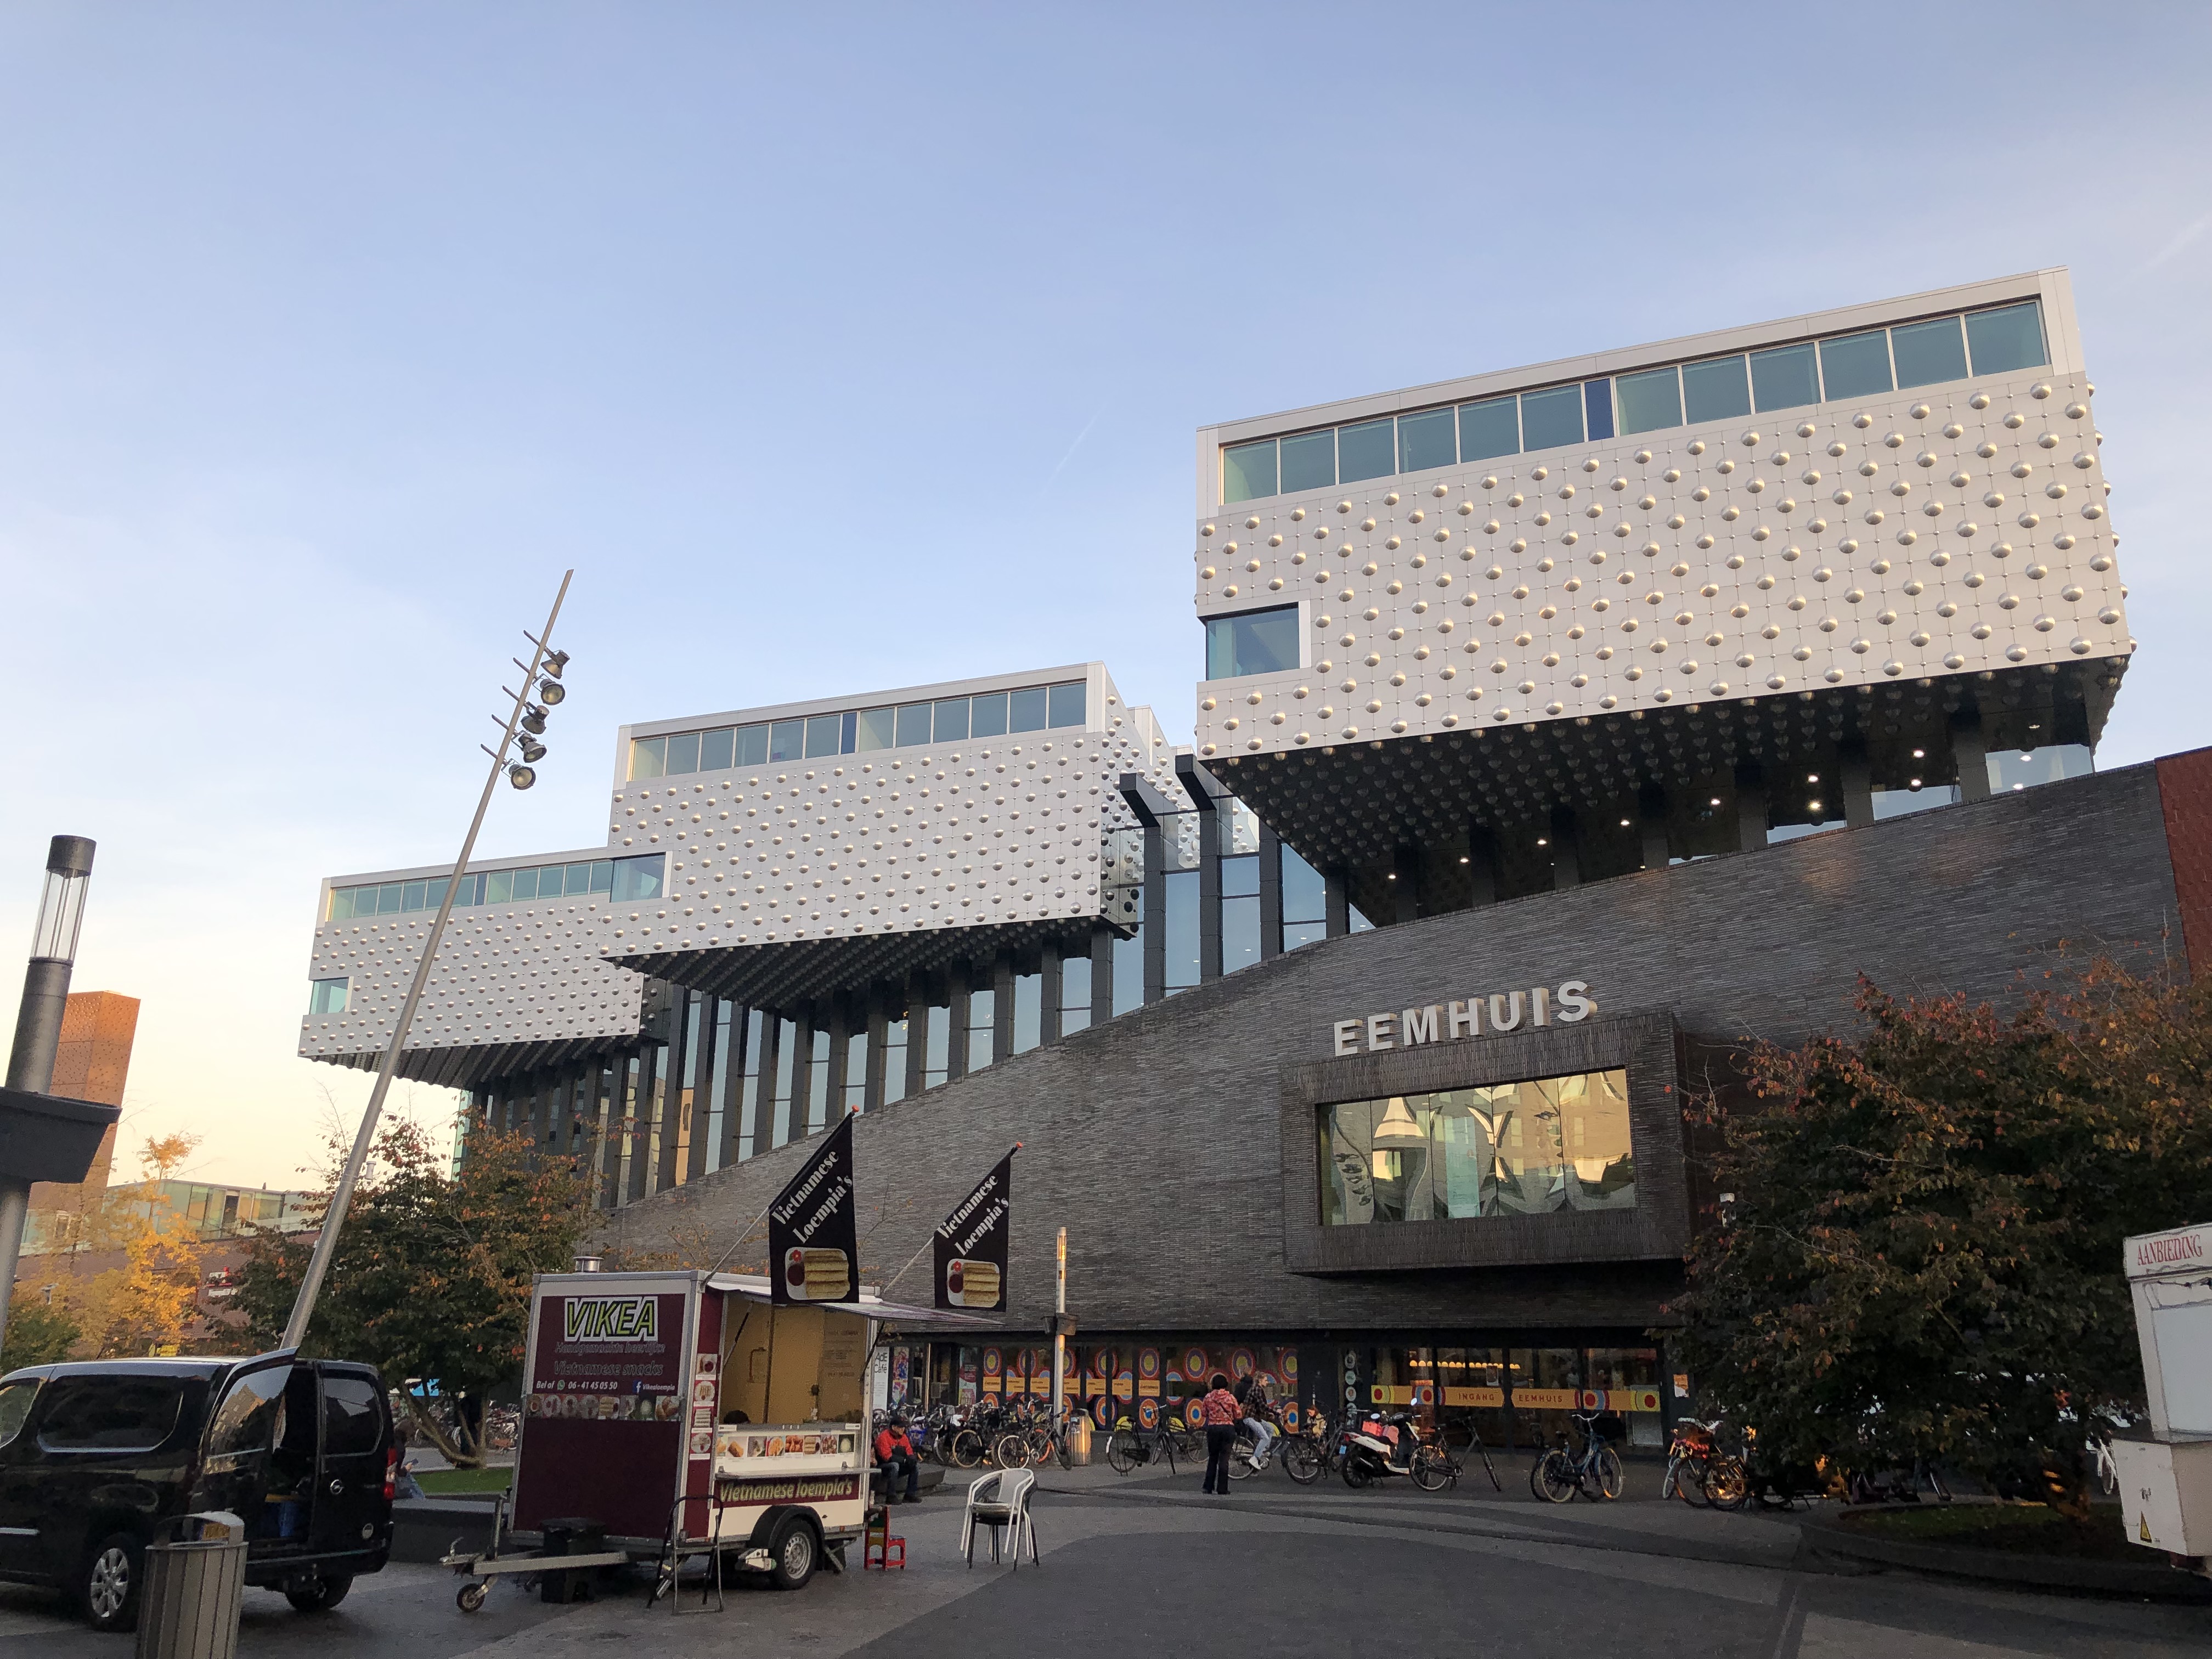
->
{"left": 326, "top": 854, "right": 662, "bottom": 921}
{"left": 1219, "top": 298, "right": 2048, "bottom": 503}
{"left": 628, "top": 680, "right": 1087, "bottom": 781}
{"left": 1280, "top": 842, "right": 1327, "bottom": 951}
{"left": 1319, "top": 1069, "right": 1634, "bottom": 1225}
{"left": 307, "top": 977, "right": 349, "bottom": 1014}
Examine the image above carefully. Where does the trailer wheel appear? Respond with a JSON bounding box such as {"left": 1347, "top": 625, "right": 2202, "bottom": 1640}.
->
{"left": 456, "top": 1582, "right": 488, "bottom": 1613}
{"left": 766, "top": 1516, "right": 817, "bottom": 1591}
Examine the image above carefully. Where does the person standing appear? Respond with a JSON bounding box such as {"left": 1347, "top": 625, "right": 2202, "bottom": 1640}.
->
{"left": 1199, "top": 1373, "right": 1241, "bottom": 1495}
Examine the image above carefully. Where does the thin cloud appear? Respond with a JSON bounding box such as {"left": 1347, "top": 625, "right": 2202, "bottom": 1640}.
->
{"left": 2146, "top": 214, "right": 2211, "bottom": 271}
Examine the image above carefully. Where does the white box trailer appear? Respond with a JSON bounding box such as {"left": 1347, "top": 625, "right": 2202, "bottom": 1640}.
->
{"left": 2117, "top": 1222, "right": 2212, "bottom": 1562}
{"left": 450, "top": 1268, "right": 986, "bottom": 1604}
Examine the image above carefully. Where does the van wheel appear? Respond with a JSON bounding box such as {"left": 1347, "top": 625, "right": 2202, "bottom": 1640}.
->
{"left": 78, "top": 1533, "right": 143, "bottom": 1632}
{"left": 286, "top": 1571, "right": 353, "bottom": 1612}
{"left": 767, "top": 1517, "right": 817, "bottom": 1590}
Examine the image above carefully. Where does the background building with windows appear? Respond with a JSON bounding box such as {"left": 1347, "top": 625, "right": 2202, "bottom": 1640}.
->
{"left": 302, "top": 270, "right": 2206, "bottom": 1451}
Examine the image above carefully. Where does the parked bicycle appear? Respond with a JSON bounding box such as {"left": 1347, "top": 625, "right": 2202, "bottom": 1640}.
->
{"left": 1532, "top": 1411, "right": 1623, "bottom": 1503}
{"left": 1280, "top": 1412, "right": 1335, "bottom": 1485}
{"left": 1106, "top": 1413, "right": 1196, "bottom": 1475}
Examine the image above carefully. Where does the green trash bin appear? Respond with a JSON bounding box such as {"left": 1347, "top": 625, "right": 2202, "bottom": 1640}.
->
{"left": 135, "top": 1515, "right": 248, "bottom": 1659}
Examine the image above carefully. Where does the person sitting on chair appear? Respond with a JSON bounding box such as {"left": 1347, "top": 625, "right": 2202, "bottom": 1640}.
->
{"left": 874, "top": 1414, "right": 921, "bottom": 1504}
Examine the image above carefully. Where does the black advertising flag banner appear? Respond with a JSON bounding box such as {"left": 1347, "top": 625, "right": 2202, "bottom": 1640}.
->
{"left": 769, "top": 1113, "right": 857, "bottom": 1305}
{"left": 934, "top": 1148, "right": 1015, "bottom": 1312}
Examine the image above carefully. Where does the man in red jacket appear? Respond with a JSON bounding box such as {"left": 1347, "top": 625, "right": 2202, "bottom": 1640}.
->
{"left": 874, "top": 1415, "right": 921, "bottom": 1504}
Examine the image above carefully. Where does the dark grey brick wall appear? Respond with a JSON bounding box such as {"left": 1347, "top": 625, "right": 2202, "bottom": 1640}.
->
{"left": 601, "top": 761, "right": 2185, "bottom": 1341}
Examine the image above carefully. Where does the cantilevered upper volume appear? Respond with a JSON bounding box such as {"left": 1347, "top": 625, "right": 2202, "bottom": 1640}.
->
{"left": 298, "top": 662, "right": 1179, "bottom": 1085}
{"left": 597, "top": 663, "right": 1176, "bottom": 1006}
{"left": 1188, "top": 270, "right": 2131, "bottom": 904}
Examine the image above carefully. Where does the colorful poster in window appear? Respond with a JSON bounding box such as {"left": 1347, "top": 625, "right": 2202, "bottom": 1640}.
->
{"left": 1137, "top": 1347, "right": 1160, "bottom": 1381}
{"left": 1136, "top": 1398, "right": 1159, "bottom": 1428}
{"left": 1230, "top": 1348, "right": 1255, "bottom": 1380}
{"left": 1183, "top": 1347, "right": 1209, "bottom": 1380}
{"left": 983, "top": 1348, "right": 1002, "bottom": 1386}
{"left": 1092, "top": 1395, "right": 1114, "bottom": 1428}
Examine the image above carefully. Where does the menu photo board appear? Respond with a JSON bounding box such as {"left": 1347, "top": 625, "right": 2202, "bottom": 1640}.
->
{"left": 527, "top": 1290, "right": 688, "bottom": 1421}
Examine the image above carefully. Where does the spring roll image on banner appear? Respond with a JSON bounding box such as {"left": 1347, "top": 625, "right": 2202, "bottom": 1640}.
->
{"left": 934, "top": 1147, "right": 1016, "bottom": 1312}
{"left": 770, "top": 1113, "right": 858, "bottom": 1305}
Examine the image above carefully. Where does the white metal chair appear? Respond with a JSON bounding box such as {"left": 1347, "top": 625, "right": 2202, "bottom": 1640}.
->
{"left": 960, "top": 1467, "right": 1037, "bottom": 1569}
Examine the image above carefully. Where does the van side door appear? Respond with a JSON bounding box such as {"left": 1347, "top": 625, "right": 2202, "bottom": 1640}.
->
{"left": 309, "top": 1367, "right": 390, "bottom": 1561}
{"left": 0, "top": 1375, "right": 46, "bottom": 1577}
{"left": 195, "top": 1356, "right": 293, "bottom": 1536}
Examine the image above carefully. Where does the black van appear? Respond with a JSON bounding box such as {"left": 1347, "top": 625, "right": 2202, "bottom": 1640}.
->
{"left": 0, "top": 1351, "right": 395, "bottom": 1630}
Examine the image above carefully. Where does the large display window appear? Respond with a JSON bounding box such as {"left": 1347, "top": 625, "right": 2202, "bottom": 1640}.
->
{"left": 1318, "top": 1069, "right": 1634, "bottom": 1225}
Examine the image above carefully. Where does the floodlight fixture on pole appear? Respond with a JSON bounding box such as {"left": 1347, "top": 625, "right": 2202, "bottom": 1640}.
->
{"left": 281, "top": 570, "right": 575, "bottom": 1351}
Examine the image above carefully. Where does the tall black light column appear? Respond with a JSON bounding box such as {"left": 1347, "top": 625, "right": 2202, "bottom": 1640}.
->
{"left": 0, "top": 835, "right": 104, "bottom": 1349}
{"left": 281, "top": 571, "right": 575, "bottom": 1350}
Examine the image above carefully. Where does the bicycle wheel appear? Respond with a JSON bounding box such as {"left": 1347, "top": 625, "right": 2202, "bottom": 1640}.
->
{"left": 1668, "top": 1455, "right": 1708, "bottom": 1504}
{"left": 1056, "top": 1431, "right": 1073, "bottom": 1471}
{"left": 1281, "top": 1437, "right": 1322, "bottom": 1485}
{"left": 1471, "top": 1438, "right": 1501, "bottom": 1493}
{"left": 1227, "top": 1440, "right": 1261, "bottom": 1480}
{"left": 1703, "top": 1454, "right": 1749, "bottom": 1510}
{"left": 1593, "top": 1446, "right": 1623, "bottom": 1500}
{"left": 949, "top": 1428, "right": 986, "bottom": 1469}
{"left": 1535, "top": 1450, "right": 1578, "bottom": 1504}
{"left": 1106, "top": 1430, "right": 1139, "bottom": 1475}
{"left": 994, "top": 1432, "right": 1030, "bottom": 1470}
{"left": 1411, "top": 1449, "right": 1455, "bottom": 1492}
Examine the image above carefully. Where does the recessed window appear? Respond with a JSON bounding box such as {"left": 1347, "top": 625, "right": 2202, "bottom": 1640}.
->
{"left": 1818, "top": 330, "right": 1894, "bottom": 401}
{"left": 1457, "top": 396, "right": 1519, "bottom": 461}
{"left": 1205, "top": 605, "right": 1300, "bottom": 680}
{"left": 1047, "top": 681, "right": 1087, "bottom": 728}
{"left": 1966, "top": 301, "right": 2047, "bottom": 376}
{"left": 1582, "top": 379, "right": 1615, "bottom": 442}
{"left": 804, "top": 714, "right": 843, "bottom": 759}
{"left": 665, "top": 731, "right": 701, "bottom": 776}
{"left": 1280, "top": 429, "right": 1336, "bottom": 493}
{"left": 629, "top": 736, "right": 667, "bottom": 780}
{"left": 1681, "top": 355, "right": 1751, "bottom": 425}
{"left": 1396, "top": 408, "right": 1456, "bottom": 473}
{"left": 1616, "top": 366, "right": 1683, "bottom": 436}
{"left": 611, "top": 854, "right": 665, "bottom": 902}
{"left": 308, "top": 978, "right": 350, "bottom": 1015}
{"left": 1337, "top": 418, "right": 1396, "bottom": 483}
{"left": 1009, "top": 686, "right": 1049, "bottom": 732}
{"left": 896, "top": 702, "right": 933, "bottom": 746}
{"left": 970, "top": 692, "right": 1008, "bottom": 737}
{"left": 1750, "top": 342, "right": 1820, "bottom": 412}
{"left": 1280, "top": 843, "right": 1327, "bottom": 951}
{"left": 856, "top": 707, "right": 896, "bottom": 751}
{"left": 1223, "top": 439, "right": 1279, "bottom": 504}
{"left": 736, "top": 725, "right": 770, "bottom": 766}
{"left": 1320, "top": 1069, "right": 1633, "bottom": 1225}
{"left": 700, "top": 728, "right": 735, "bottom": 770}
{"left": 1518, "top": 385, "right": 1584, "bottom": 452}
{"left": 933, "top": 698, "right": 970, "bottom": 742}
{"left": 768, "top": 720, "right": 804, "bottom": 764}
{"left": 1891, "top": 315, "right": 1968, "bottom": 390}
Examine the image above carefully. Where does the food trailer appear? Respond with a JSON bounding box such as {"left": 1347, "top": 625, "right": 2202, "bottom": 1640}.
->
{"left": 448, "top": 1267, "right": 985, "bottom": 1608}
{"left": 2113, "top": 1222, "right": 2212, "bottom": 1566}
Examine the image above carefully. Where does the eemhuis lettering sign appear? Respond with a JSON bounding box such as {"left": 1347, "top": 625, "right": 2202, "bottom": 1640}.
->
{"left": 770, "top": 1111, "right": 857, "bottom": 1305}
{"left": 1331, "top": 980, "right": 1596, "bottom": 1058}
{"left": 935, "top": 1147, "right": 1015, "bottom": 1313}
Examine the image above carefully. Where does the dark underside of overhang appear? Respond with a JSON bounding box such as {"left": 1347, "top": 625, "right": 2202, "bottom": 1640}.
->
{"left": 605, "top": 912, "right": 1123, "bottom": 1009}
{"left": 311, "top": 1031, "right": 645, "bottom": 1092}
{"left": 1213, "top": 658, "right": 2125, "bottom": 919}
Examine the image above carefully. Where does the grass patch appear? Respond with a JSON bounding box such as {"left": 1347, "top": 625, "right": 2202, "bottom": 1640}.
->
{"left": 1844, "top": 1502, "right": 2139, "bottom": 1562}
{"left": 414, "top": 1466, "right": 513, "bottom": 1496}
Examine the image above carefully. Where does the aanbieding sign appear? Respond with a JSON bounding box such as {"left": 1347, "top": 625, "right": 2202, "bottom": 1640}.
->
{"left": 1330, "top": 980, "right": 1595, "bottom": 1058}
{"left": 2125, "top": 1222, "right": 2212, "bottom": 1279}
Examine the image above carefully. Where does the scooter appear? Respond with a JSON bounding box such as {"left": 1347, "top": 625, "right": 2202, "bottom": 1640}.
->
{"left": 1339, "top": 1410, "right": 1422, "bottom": 1488}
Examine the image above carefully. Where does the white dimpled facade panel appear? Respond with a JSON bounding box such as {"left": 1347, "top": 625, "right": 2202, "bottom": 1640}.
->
{"left": 1194, "top": 372, "right": 2125, "bottom": 758}
{"left": 597, "top": 720, "right": 1179, "bottom": 961}
{"left": 299, "top": 895, "right": 646, "bottom": 1061}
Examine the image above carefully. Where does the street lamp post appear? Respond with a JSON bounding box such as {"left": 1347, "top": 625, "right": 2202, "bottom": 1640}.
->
{"left": 0, "top": 835, "right": 98, "bottom": 1348}
{"left": 280, "top": 571, "right": 575, "bottom": 1351}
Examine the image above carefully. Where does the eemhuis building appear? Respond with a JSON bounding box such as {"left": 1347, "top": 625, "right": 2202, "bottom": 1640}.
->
{"left": 301, "top": 270, "right": 2212, "bottom": 1451}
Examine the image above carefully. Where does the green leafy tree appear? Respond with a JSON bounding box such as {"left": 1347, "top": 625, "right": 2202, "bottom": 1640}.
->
{"left": 1, "top": 1297, "right": 82, "bottom": 1370}
{"left": 234, "top": 1116, "right": 596, "bottom": 1466}
{"left": 1668, "top": 961, "right": 2212, "bottom": 1510}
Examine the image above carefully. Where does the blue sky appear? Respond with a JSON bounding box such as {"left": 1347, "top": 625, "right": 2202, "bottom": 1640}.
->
{"left": 3, "top": 3, "right": 2207, "bottom": 1188}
